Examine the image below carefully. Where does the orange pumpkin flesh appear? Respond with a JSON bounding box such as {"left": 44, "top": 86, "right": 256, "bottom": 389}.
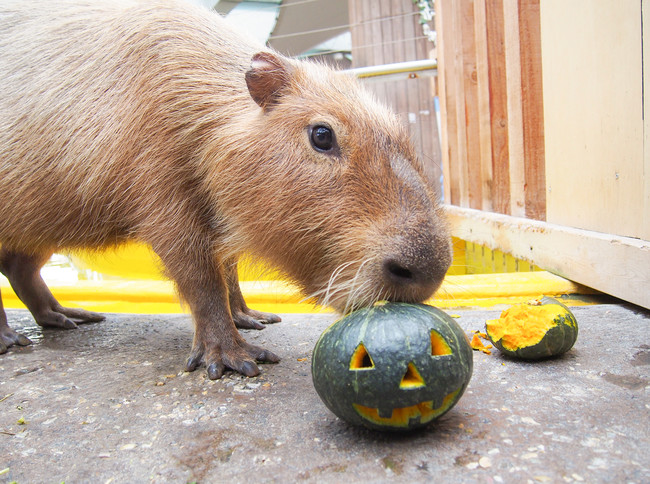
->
{"left": 485, "top": 297, "right": 578, "bottom": 360}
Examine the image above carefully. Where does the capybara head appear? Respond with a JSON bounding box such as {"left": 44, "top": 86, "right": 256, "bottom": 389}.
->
{"left": 210, "top": 52, "right": 451, "bottom": 312}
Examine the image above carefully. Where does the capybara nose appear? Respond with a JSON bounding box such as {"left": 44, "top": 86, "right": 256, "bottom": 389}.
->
{"left": 380, "top": 234, "right": 451, "bottom": 302}
{"left": 383, "top": 258, "right": 419, "bottom": 285}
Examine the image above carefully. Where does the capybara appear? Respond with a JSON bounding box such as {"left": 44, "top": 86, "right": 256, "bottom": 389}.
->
{"left": 0, "top": 0, "right": 452, "bottom": 378}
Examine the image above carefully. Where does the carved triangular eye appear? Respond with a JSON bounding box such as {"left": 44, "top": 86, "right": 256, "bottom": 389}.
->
{"left": 431, "top": 330, "right": 452, "bottom": 356}
{"left": 350, "top": 343, "right": 374, "bottom": 370}
{"left": 400, "top": 362, "right": 425, "bottom": 389}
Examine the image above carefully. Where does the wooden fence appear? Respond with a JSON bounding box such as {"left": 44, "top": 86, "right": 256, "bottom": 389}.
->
{"left": 436, "top": 0, "right": 650, "bottom": 309}
{"left": 436, "top": 0, "right": 545, "bottom": 219}
{"left": 348, "top": 0, "right": 443, "bottom": 196}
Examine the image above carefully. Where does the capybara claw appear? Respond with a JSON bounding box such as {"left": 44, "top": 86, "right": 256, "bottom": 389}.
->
{"left": 55, "top": 306, "right": 105, "bottom": 324}
{"left": 239, "top": 360, "right": 260, "bottom": 377}
{"left": 185, "top": 338, "right": 279, "bottom": 379}
{"left": 0, "top": 326, "right": 33, "bottom": 353}
{"left": 207, "top": 362, "right": 226, "bottom": 380}
{"left": 185, "top": 354, "right": 203, "bottom": 373}
{"left": 232, "top": 313, "right": 265, "bottom": 330}
{"left": 258, "top": 349, "right": 281, "bottom": 363}
{"left": 232, "top": 309, "right": 281, "bottom": 330}
{"left": 35, "top": 311, "right": 78, "bottom": 329}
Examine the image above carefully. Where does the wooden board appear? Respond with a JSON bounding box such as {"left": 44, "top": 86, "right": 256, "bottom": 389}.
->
{"left": 485, "top": 0, "right": 511, "bottom": 214}
{"left": 437, "top": 0, "right": 461, "bottom": 205}
{"left": 450, "top": 0, "right": 470, "bottom": 207}
{"left": 518, "top": 0, "right": 546, "bottom": 220}
{"left": 446, "top": 205, "right": 650, "bottom": 310}
{"left": 503, "top": 0, "right": 525, "bottom": 217}
{"left": 436, "top": 0, "right": 452, "bottom": 201}
{"left": 540, "top": 0, "right": 647, "bottom": 239}
{"left": 473, "top": 0, "right": 494, "bottom": 212}
{"left": 644, "top": 0, "right": 650, "bottom": 241}
{"left": 460, "top": 0, "right": 481, "bottom": 209}
{"left": 349, "top": 0, "right": 443, "bottom": 196}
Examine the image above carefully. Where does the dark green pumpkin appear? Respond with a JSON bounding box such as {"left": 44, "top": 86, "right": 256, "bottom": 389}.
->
{"left": 486, "top": 297, "right": 578, "bottom": 360}
{"left": 311, "top": 302, "right": 473, "bottom": 431}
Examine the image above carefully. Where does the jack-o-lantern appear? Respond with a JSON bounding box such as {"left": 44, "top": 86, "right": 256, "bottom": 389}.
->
{"left": 312, "top": 302, "right": 473, "bottom": 431}
{"left": 486, "top": 296, "right": 579, "bottom": 360}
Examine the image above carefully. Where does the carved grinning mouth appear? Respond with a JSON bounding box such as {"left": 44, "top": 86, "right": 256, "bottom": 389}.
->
{"left": 352, "top": 388, "right": 461, "bottom": 428}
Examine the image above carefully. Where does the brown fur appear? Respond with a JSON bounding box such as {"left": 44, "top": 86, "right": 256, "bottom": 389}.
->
{"left": 0, "top": 0, "right": 451, "bottom": 377}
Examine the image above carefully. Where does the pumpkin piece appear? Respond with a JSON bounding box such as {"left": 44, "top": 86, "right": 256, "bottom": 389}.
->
{"left": 470, "top": 333, "right": 492, "bottom": 355}
{"left": 311, "top": 302, "right": 473, "bottom": 432}
{"left": 485, "top": 297, "right": 578, "bottom": 360}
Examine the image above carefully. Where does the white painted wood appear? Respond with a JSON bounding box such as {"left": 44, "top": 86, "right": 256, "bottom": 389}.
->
{"left": 540, "top": 0, "right": 646, "bottom": 239}
{"left": 644, "top": 0, "right": 650, "bottom": 240}
{"left": 445, "top": 205, "right": 650, "bottom": 309}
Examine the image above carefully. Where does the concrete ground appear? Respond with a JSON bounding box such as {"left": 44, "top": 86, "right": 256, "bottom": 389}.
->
{"left": 0, "top": 303, "right": 648, "bottom": 483}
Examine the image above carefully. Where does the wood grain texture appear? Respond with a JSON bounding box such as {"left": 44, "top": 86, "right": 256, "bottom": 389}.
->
{"left": 437, "top": 0, "right": 546, "bottom": 219}
{"left": 485, "top": 0, "right": 511, "bottom": 214}
{"left": 436, "top": 0, "right": 453, "bottom": 202}
{"left": 503, "top": 0, "right": 525, "bottom": 217}
{"left": 473, "top": 0, "right": 494, "bottom": 212}
{"left": 349, "top": 0, "right": 443, "bottom": 196}
{"left": 518, "top": 0, "right": 546, "bottom": 220}
{"left": 460, "top": 0, "right": 482, "bottom": 209}
{"left": 450, "top": 0, "right": 469, "bottom": 207}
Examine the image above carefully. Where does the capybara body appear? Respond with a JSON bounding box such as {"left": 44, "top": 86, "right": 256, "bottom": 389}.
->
{"left": 0, "top": 0, "right": 451, "bottom": 377}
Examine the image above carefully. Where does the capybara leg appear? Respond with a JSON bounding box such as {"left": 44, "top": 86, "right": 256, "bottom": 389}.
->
{"left": 225, "top": 259, "right": 281, "bottom": 330}
{"left": 155, "top": 245, "right": 279, "bottom": 379}
{"left": 0, "top": 250, "right": 105, "bottom": 329}
{"left": 0, "top": 292, "right": 32, "bottom": 354}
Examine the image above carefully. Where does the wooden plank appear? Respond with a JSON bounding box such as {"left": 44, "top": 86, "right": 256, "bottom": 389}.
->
{"left": 402, "top": 0, "right": 418, "bottom": 62}
{"left": 460, "top": 0, "right": 482, "bottom": 209}
{"left": 445, "top": 205, "right": 650, "bottom": 310}
{"left": 390, "top": 0, "right": 407, "bottom": 62}
{"left": 402, "top": 0, "right": 420, "bottom": 140}
{"left": 401, "top": 2, "right": 426, "bottom": 183}
{"left": 502, "top": 0, "right": 525, "bottom": 217}
{"left": 379, "top": 0, "right": 394, "bottom": 63}
{"left": 390, "top": 0, "right": 410, "bottom": 131}
{"left": 437, "top": 0, "right": 461, "bottom": 205}
{"left": 348, "top": 0, "right": 365, "bottom": 67}
{"left": 473, "top": 0, "right": 494, "bottom": 212}
{"left": 418, "top": 75, "right": 443, "bottom": 195}
{"left": 644, "top": 0, "right": 650, "bottom": 240}
{"left": 450, "top": 0, "right": 470, "bottom": 207}
{"left": 540, "top": 0, "right": 644, "bottom": 238}
{"left": 347, "top": 1, "right": 358, "bottom": 64}
{"left": 485, "top": 0, "right": 511, "bottom": 214}
{"left": 367, "top": 0, "right": 386, "bottom": 99}
{"left": 436, "top": 0, "right": 452, "bottom": 202}
{"left": 518, "top": 0, "right": 546, "bottom": 221}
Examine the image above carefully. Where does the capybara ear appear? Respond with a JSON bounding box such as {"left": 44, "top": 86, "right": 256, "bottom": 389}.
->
{"left": 245, "top": 52, "right": 292, "bottom": 111}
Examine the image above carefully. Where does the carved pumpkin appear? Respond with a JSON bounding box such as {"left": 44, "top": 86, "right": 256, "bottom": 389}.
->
{"left": 486, "top": 296, "right": 578, "bottom": 360}
{"left": 311, "top": 302, "right": 473, "bottom": 431}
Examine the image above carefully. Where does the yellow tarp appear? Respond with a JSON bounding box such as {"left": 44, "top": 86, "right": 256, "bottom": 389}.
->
{"left": 1, "top": 271, "right": 596, "bottom": 314}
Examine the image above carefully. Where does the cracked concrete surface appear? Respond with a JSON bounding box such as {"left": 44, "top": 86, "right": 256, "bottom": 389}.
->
{"left": 0, "top": 303, "right": 648, "bottom": 483}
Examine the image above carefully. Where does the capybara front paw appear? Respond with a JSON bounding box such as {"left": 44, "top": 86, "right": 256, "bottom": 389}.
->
{"left": 0, "top": 326, "right": 33, "bottom": 354}
{"left": 232, "top": 308, "right": 282, "bottom": 330}
{"left": 185, "top": 341, "right": 280, "bottom": 380}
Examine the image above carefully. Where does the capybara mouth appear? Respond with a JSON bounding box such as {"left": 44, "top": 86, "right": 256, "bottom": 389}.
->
{"left": 311, "top": 253, "right": 448, "bottom": 314}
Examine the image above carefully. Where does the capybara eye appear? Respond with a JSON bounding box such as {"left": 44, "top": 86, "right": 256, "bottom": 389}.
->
{"left": 309, "top": 125, "right": 335, "bottom": 153}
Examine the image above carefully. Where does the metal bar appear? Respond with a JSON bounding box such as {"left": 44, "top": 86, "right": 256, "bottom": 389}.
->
{"left": 346, "top": 59, "right": 438, "bottom": 82}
